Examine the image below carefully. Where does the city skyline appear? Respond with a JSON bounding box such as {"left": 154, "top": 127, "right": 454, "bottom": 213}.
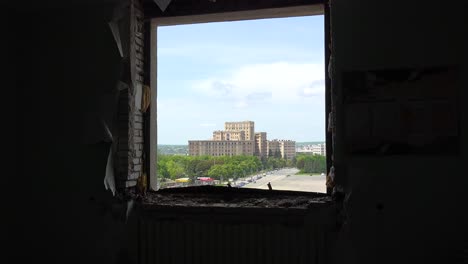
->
{"left": 188, "top": 121, "right": 296, "bottom": 160}
{"left": 157, "top": 15, "right": 325, "bottom": 145}
{"left": 157, "top": 140, "right": 325, "bottom": 146}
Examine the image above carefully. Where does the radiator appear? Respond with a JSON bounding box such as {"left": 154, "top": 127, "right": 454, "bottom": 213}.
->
{"left": 137, "top": 203, "right": 336, "bottom": 264}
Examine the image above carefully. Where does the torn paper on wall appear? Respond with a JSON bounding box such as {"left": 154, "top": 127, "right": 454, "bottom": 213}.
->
{"left": 117, "top": 80, "right": 129, "bottom": 91}
{"left": 126, "top": 199, "right": 134, "bottom": 223}
{"left": 109, "top": 0, "right": 131, "bottom": 58}
{"left": 109, "top": 21, "right": 123, "bottom": 57}
{"left": 82, "top": 88, "right": 120, "bottom": 145}
{"left": 102, "top": 120, "right": 114, "bottom": 143}
{"left": 154, "top": 0, "right": 173, "bottom": 12}
{"left": 104, "top": 144, "right": 116, "bottom": 196}
{"left": 141, "top": 85, "right": 151, "bottom": 113}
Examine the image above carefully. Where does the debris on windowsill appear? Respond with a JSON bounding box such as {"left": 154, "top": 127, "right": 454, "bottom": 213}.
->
{"left": 130, "top": 186, "right": 332, "bottom": 209}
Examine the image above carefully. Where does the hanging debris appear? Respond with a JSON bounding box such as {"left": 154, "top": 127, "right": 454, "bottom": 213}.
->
{"left": 153, "top": 0, "right": 173, "bottom": 12}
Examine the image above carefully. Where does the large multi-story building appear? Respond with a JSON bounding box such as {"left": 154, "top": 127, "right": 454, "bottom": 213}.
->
{"left": 188, "top": 140, "right": 255, "bottom": 156}
{"left": 255, "top": 132, "right": 268, "bottom": 158}
{"left": 311, "top": 143, "right": 326, "bottom": 156}
{"left": 212, "top": 130, "right": 245, "bottom": 141}
{"left": 224, "top": 121, "right": 255, "bottom": 140}
{"left": 267, "top": 139, "right": 296, "bottom": 160}
{"left": 296, "top": 143, "right": 326, "bottom": 156}
{"left": 189, "top": 121, "right": 295, "bottom": 159}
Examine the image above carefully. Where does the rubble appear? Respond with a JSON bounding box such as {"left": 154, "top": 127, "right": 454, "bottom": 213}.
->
{"left": 137, "top": 186, "right": 331, "bottom": 209}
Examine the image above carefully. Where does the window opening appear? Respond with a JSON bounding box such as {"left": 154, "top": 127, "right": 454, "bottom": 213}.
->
{"left": 151, "top": 6, "right": 327, "bottom": 193}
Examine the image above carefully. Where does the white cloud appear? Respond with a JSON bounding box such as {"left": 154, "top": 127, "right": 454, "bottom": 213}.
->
{"left": 158, "top": 44, "right": 318, "bottom": 64}
{"left": 195, "top": 80, "right": 234, "bottom": 98}
{"left": 157, "top": 63, "right": 326, "bottom": 143}
{"left": 192, "top": 62, "right": 325, "bottom": 107}
{"left": 298, "top": 80, "right": 325, "bottom": 97}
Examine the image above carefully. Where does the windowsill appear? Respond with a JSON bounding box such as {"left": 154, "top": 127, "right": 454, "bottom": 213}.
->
{"left": 136, "top": 186, "right": 332, "bottom": 211}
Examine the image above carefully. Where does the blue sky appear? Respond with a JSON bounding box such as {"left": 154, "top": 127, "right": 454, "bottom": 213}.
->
{"left": 157, "top": 15, "right": 324, "bottom": 145}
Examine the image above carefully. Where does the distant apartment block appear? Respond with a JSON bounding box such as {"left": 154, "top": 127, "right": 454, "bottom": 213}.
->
{"left": 225, "top": 121, "right": 255, "bottom": 140}
{"left": 188, "top": 140, "right": 255, "bottom": 156}
{"left": 212, "top": 130, "right": 245, "bottom": 141}
{"left": 296, "top": 143, "right": 326, "bottom": 156}
{"left": 189, "top": 121, "right": 295, "bottom": 159}
{"left": 267, "top": 139, "right": 296, "bottom": 160}
{"left": 255, "top": 132, "right": 267, "bottom": 158}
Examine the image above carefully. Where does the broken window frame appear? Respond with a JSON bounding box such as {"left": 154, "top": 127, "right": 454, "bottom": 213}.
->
{"left": 146, "top": 3, "right": 332, "bottom": 192}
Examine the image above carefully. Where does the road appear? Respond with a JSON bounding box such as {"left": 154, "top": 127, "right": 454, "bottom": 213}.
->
{"left": 243, "top": 168, "right": 326, "bottom": 193}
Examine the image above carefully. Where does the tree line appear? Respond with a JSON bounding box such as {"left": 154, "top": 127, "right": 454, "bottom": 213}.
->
{"left": 157, "top": 153, "right": 326, "bottom": 181}
{"left": 294, "top": 153, "right": 326, "bottom": 174}
{"left": 157, "top": 155, "right": 294, "bottom": 181}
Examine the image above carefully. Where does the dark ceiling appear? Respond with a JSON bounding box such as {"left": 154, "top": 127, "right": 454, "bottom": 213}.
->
{"left": 2, "top": 0, "right": 323, "bottom": 15}
{"left": 143, "top": 0, "right": 324, "bottom": 18}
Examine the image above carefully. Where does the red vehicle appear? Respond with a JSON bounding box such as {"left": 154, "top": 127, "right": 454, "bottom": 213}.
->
{"left": 195, "top": 177, "right": 214, "bottom": 185}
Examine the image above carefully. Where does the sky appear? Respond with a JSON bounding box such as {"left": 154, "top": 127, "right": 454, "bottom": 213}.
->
{"left": 157, "top": 15, "right": 325, "bottom": 145}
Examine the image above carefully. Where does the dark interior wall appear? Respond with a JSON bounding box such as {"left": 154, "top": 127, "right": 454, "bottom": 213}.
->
{"left": 12, "top": 4, "right": 138, "bottom": 264}
{"left": 8, "top": 1, "right": 468, "bottom": 263}
{"left": 331, "top": 1, "right": 468, "bottom": 264}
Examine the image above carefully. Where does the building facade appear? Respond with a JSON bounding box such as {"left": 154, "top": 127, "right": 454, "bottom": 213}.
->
{"left": 224, "top": 121, "right": 255, "bottom": 140}
{"left": 311, "top": 143, "right": 326, "bottom": 156}
{"left": 267, "top": 139, "right": 296, "bottom": 160}
{"left": 189, "top": 121, "right": 295, "bottom": 159}
{"left": 255, "top": 132, "right": 268, "bottom": 158}
{"left": 188, "top": 140, "right": 255, "bottom": 156}
{"left": 296, "top": 143, "right": 326, "bottom": 156}
{"left": 212, "top": 130, "right": 245, "bottom": 141}
{"left": 281, "top": 140, "right": 296, "bottom": 160}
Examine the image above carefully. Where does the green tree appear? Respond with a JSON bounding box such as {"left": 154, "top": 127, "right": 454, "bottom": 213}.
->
{"left": 166, "top": 160, "right": 185, "bottom": 180}
{"left": 195, "top": 160, "right": 213, "bottom": 178}
{"left": 156, "top": 154, "right": 266, "bottom": 182}
{"left": 291, "top": 156, "right": 297, "bottom": 167}
{"left": 207, "top": 164, "right": 228, "bottom": 180}
{"left": 267, "top": 157, "right": 280, "bottom": 169}
{"left": 274, "top": 149, "right": 281, "bottom": 158}
{"left": 295, "top": 154, "right": 326, "bottom": 173}
{"left": 260, "top": 156, "right": 267, "bottom": 169}
{"left": 157, "top": 157, "right": 170, "bottom": 179}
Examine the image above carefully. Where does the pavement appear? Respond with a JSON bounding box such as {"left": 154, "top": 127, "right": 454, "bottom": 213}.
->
{"left": 242, "top": 168, "right": 326, "bottom": 193}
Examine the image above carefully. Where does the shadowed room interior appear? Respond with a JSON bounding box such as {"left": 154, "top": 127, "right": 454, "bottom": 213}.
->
{"left": 8, "top": 0, "right": 468, "bottom": 264}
